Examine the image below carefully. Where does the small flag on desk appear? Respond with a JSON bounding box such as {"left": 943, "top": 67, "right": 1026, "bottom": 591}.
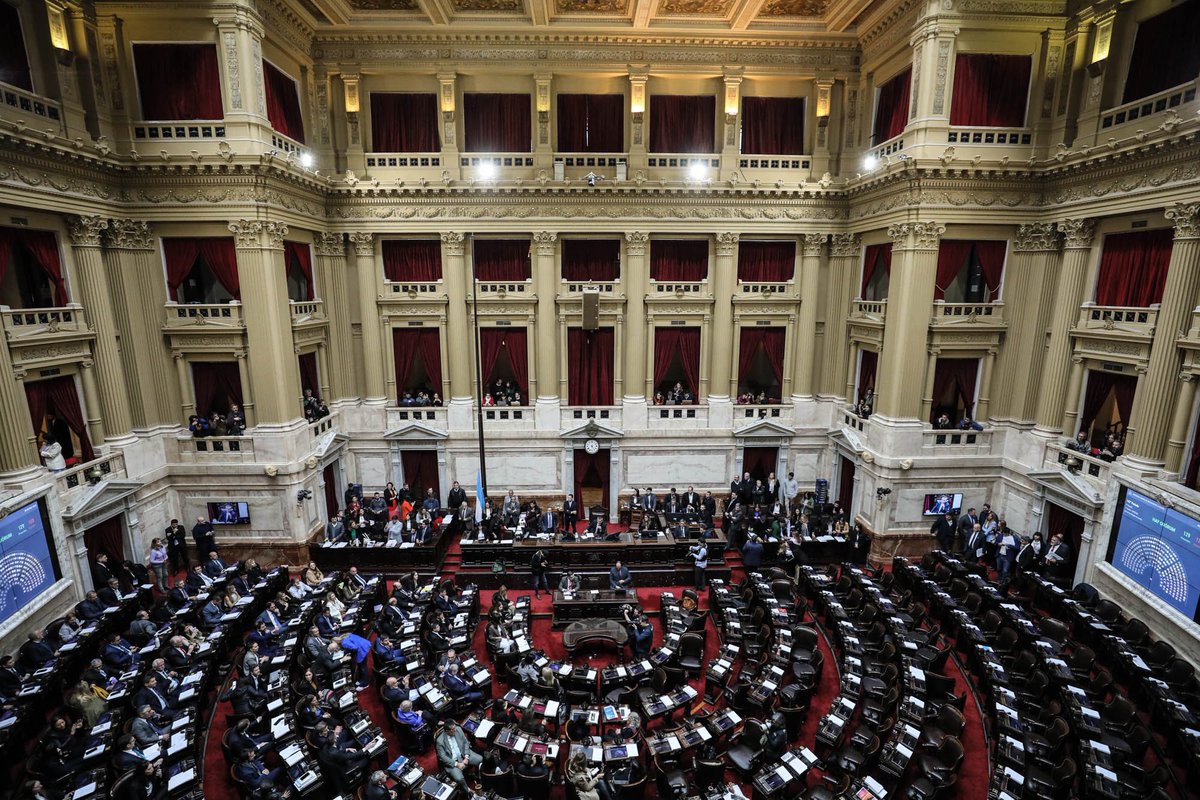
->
{"left": 475, "top": 470, "right": 485, "bottom": 523}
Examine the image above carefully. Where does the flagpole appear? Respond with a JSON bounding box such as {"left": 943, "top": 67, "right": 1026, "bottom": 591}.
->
{"left": 470, "top": 234, "right": 489, "bottom": 502}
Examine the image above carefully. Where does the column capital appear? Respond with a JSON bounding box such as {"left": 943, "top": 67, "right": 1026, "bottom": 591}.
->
{"left": 829, "top": 232, "right": 861, "bottom": 257}
{"left": 314, "top": 232, "right": 345, "bottom": 257}
{"left": 532, "top": 231, "right": 558, "bottom": 256}
{"left": 439, "top": 231, "right": 464, "bottom": 256}
{"left": 888, "top": 221, "right": 945, "bottom": 251}
{"left": 1058, "top": 218, "right": 1095, "bottom": 249}
{"left": 1013, "top": 222, "right": 1060, "bottom": 253}
{"left": 229, "top": 220, "right": 288, "bottom": 250}
{"left": 1180, "top": 372, "right": 1196, "bottom": 383}
{"left": 105, "top": 219, "right": 155, "bottom": 250}
{"left": 625, "top": 231, "right": 648, "bottom": 256}
{"left": 716, "top": 232, "right": 740, "bottom": 256}
{"left": 66, "top": 215, "right": 108, "bottom": 247}
{"left": 349, "top": 232, "right": 375, "bottom": 257}
{"left": 802, "top": 233, "right": 828, "bottom": 257}
{"left": 1166, "top": 203, "right": 1200, "bottom": 240}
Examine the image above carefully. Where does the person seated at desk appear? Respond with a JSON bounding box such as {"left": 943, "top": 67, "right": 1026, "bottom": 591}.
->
{"left": 516, "top": 752, "right": 550, "bottom": 783}
{"left": 77, "top": 590, "right": 105, "bottom": 621}
{"left": 18, "top": 629, "right": 55, "bottom": 674}
{"left": 436, "top": 719, "right": 483, "bottom": 790}
{"left": 111, "top": 735, "right": 151, "bottom": 774}
{"left": 566, "top": 749, "right": 614, "bottom": 800}
{"left": 200, "top": 597, "right": 223, "bottom": 629}
{"left": 563, "top": 494, "right": 579, "bottom": 532}
{"left": 382, "top": 674, "right": 420, "bottom": 708}
{"left": 97, "top": 577, "right": 122, "bottom": 609}
{"left": 559, "top": 571, "right": 582, "bottom": 594}
{"left": 638, "top": 514, "right": 658, "bottom": 535}
{"left": 609, "top": 560, "right": 633, "bottom": 592}
{"left": 395, "top": 700, "right": 435, "bottom": 749}
{"left": 365, "top": 770, "right": 399, "bottom": 800}
{"left": 514, "top": 657, "right": 541, "bottom": 685}
{"left": 443, "top": 663, "right": 484, "bottom": 704}
{"left": 601, "top": 710, "right": 641, "bottom": 745}
{"left": 228, "top": 716, "right": 274, "bottom": 756}
{"left": 490, "top": 699, "right": 519, "bottom": 725}
{"left": 131, "top": 704, "right": 169, "bottom": 747}
{"left": 438, "top": 648, "right": 463, "bottom": 673}
{"left": 537, "top": 666, "right": 561, "bottom": 697}
{"left": 233, "top": 747, "right": 286, "bottom": 798}
{"left": 104, "top": 633, "right": 139, "bottom": 672}
{"left": 203, "top": 551, "right": 228, "bottom": 579}
{"left": 185, "top": 565, "right": 214, "bottom": 595}
{"left": 518, "top": 706, "right": 547, "bottom": 738}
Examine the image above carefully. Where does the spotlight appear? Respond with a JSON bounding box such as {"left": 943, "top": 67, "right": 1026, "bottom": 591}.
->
{"left": 478, "top": 161, "right": 497, "bottom": 180}
{"left": 688, "top": 162, "right": 707, "bottom": 181}
{"left": 299, "top": 152, "right": 314, "bottom": 169}
{"left": 863, "top": 155, "right": 879, "bottom": 171}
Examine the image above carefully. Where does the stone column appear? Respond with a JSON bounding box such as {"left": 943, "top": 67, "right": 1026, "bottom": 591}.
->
{"left": 824, "top": 233, "right": 860, "bottom": 399}
{"left": 212, "top": 8, "right": 271, "bottom": 146}
{"left": 876, "top": 222, "right": 944, "bottom": 421}
{"left": 0, "top": 349, "right": 40, "bottom": 475}
{"left": 349, "top": 232, "right": 386, "bottom": 405}
{"left": 437, "top": 73, "right": 459, "bottom": 175}
{"left": 66, "top": 216, "right": 133, "bottom": 442}
{"left": 1060, "top": 356, "right": 1087, "bottom": 436}
{"left": 1165, "top": 374, "right": 1199, "bottom": 474}
{"left": 229, "top": 220, "right": 301, "bottom": 427}
{"left": 709, "top": 233, "right": 739, "bottom": 429}
{"left": 719, "top": 70, "right": 743, "bottom": 181}
{"left": 78, "top": 359, "right": 106, "bottom": 447}
{"left": 792, "top": 233, "right": 825, "bottom": 401}
{"left": 532, "top": 232, "right": 561, "bottom": 430}
{"left": 920, "top": 349, "right": 940, "bottom": 421}
{"left": 314, "top": 233, "right": 356, "bottom": 402}
{"left": 440, "top": 232, "right": 475, "bottom": 430}
{"left": 1034, "top": 219, "right": 1095, "bottom": 435}
{"left": 990, "top": 223, "right": 1060, "bottom": 424}
{"left": 975, "top": 349, "right": 997, "bottom": 422}
{"left": 845, "top": 342, "right": 860, "bottom": 402}
{"left": 1125, "top": 204, "right": 1200, "bottom": 466}
{"left": 622, "top": 232, "right": 649, "bottom": 403}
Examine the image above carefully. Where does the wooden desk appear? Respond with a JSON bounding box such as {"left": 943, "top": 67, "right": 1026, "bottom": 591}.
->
{"left": 308, "top": 521, "right": 455, "bottom": 572}
{"left": 562, "top": 619, "right": 629, "bottom": 655}
{"left": 553, "top": 590, "right": 637, "bottom": 627}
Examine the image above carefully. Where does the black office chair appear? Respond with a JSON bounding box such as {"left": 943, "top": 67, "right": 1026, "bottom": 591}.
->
{"left": 837, "top": 731, "right": 880, "bottom": 777}
{"left": 1024, "top": 717, "right": 1069, "bottom": 763}
{"left": 618, "top": 774, "right": 647, "bottom": 800}
{"left": 1143, "top": 640, "right": 1176, "bottom": 672}
{"left": 481, "top": 765, "right": 516, "bottom": 798}
{"left": 1025, "top": 756, "right": 1076, "bottom": 799}
{"left": 726, "top": 718, "right": 769, "bottom": 776}
{"left": 515, "top": 770, "right": 551, "bottom": 800}
{"left": 677, "top": 632, "right": 705, "bottom": 677}
{"left": 1067, "top": 645, "right": 1097, "bottom": 680}
{"left": 921, "top": 705, "right": 965, "bottom": 750}
{"left": 916, "top": 735, "right": 964, "bottom": 784}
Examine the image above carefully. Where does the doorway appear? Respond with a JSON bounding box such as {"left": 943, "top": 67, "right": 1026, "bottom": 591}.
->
{"left": 322, "top": 462, "right": 340, "bottom": 519}
{"left": 573, "top": 448, "right": 610, "bottom": 515}
{"left": 84, "top": 516, "right": 127, "bottom": 588}
{"left": 1044, "top": 502, "right": 1084, "bottom": 579}
{"left": 838, "top": 455, "right": 856, "bottom": 518}
{"left": 742, "top": 446, "right": 778, "bottom": 483}
{"left": 400, "top": 450, "right": 440, "bottom": 505}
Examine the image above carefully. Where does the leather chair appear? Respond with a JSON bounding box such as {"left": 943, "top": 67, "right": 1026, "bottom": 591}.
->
{"left": 482, "top": 766, "right": 516, "bottom": 799}
{"left": 694, "top": 755, "right": 726, "bottom": 789}
{"left": 1025, "top": 756, "right": 1076, "bottom": 799}
{"left": 1039, "top": 616, "right": 1070, "bottom": 644}
{"left": 1143, "top": 640, "right": 1177, "bottom": 672}
{"left": 618, "top": 773, "right": 648, "bottom": 800}
{"left": 1165, "top": 659, "right": 1196, "bottom": 692}
{"left": 515, "top": 770, "right": 552, "bottom": 800}
{"left": 807, "top": 774, "right": 852, "bottom": 800}
{"left": 1024, "top": 717, "right": 1069, "bottom": 762}
{"left": 864, "top": 642, "right": 897, "bottom": 677}
{"left": 677, "top": 632, "right": 705, "bottom": 677}
{"left": 1103, "top": 695, "right": 1139, "bottom": 739}
{"left": 1068, "top": 645, "right": 1096, "bottom": 680}
{"left": 725, "top": 718, "right": 769, "bottom": 776}
{"left": 861, "top": 663, "right": 897, "bottom": 700}
{"left": 863, "top": 685, "right": 899, "bottom": 727}
{"left": 653, "top": 753, "right": 688, "bottom": 799}
{"left": 1084, "top": 670, "right": 1113, "bottom": 703}
{"left": 1119, "top": 618, "right": 1150, "bottom": 650}
{"left": 905, "top": 772, "right": 957, "bottom": 800}
{"left": 921, "top": 705, "right": 965, "bottom": 749}
{"left": 916, "top": 735, "right": 964, "bottom": 784}
{"left": 1006, "top": 650, "right": 1039, "bottom": 685}
{"left": 836, "top": 731, "right": 880, "bottom": 777}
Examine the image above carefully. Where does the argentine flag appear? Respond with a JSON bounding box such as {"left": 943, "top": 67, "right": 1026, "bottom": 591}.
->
{"left": 475, "top": 470, "right": 485, "bottom": 522}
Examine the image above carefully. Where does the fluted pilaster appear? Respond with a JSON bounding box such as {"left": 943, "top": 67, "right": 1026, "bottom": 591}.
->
{"left": 710, "top": 233, "right": 739, "bottom": 401}
{"left": 623, "top": 232, "right": 649, "bottom": 403}
{"left": 532, "top": 232, "right": 560, "bottom": 403}
{"left": 793, "top": 233, "right": 826, "bottom": 399}
{"left": 350, "top": 232, "right": 387, "bottom": 404}
{"left": 441, "top": 232, "right": 472, "bottom": 403}
{"left": 315, "top": 232, "right": 356, "bottom": 402}
{"left": 822, "top": 233, "right": 860, "bottom": 399}
{"left": 1036, "top": 218, "right": 1095, "bottom": 434}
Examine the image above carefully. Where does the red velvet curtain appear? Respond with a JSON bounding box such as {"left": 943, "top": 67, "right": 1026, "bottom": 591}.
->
{"left": 934, "top": 240, "right": 975, "bottom": 300}
{"left": 950, "top": 54, "right": 1032, "bottom": 127}
{"left": 401, "top": 450, "right": 440, "bottom": 504}
{"left": 473, "top": 239, "right": 530, "bottom": 281}
{"left": 930, "top": 358, "right": 980, "bottom": 422}
{"left": 284, "top": 241, "right": 314, "bottom": 301}
{"left": 0, "top": 2, "right": 32, "bottom": 91}
{"left": 1045, "top": 503, "right": 1084, "bottom": 561}
{"left": 262, "top": 60, "right": 304, "bottom": 143}
{"left": 25, "top": 376, "right": 94, "bottom": 461}
{"left": 737, "top": 328, "right": 786, "bottom": 391}
{"left": 1079, "top": 370, "right": 1137, "bottom": 433}
{"left": 650, "top": 240, "right": 709, "bottom": 282}
{"left": 737, "top": 241, "right": 796, "bottom": 282}
{"left": 383, "top": 240, "right": 443, "bottom": 282}
{"left": 479, "top": 328, "right": 528, "bottom": 397}
{"left": 649, "top": 95, "right": 716, "bottom": 153}
{"left": 463, "top": 93, "right": 531, "bottom": 152}
{"left": 858, "top": 350, "right": 878, "bottom": 402}
{"left": 132, "top": 43, "right": 223, "bottom": 121}
{"left": 556, "top": 94, "right": 624, "bottom": 152}
{"left": 1094, "top": 229, "right": 1174, "bottom": 307}
{"left": 860, "top": 243, "right": 893, "bottom": 298}
{"left": 653, "top": 327, "right": 701, "bottom": 397}
{"left": 1, "top": 229, "right": 69, "bottom": 306}
{"left": 567, "top": 328, "right": 614, "bottom": 406}
{"left": 85, "top": 517, "right": 125, "bottom": 566}
{"left": 298, "top": 352, "right": 319, "bottom": 398}
{"left": 975, "top": 241, "right": 1007, "bottom": 297}
{"left": 872, "top": 68, "right": 911, "bottom": 144}
{"left": 191, "top": 362, "right": 243, "bottom": 417}
{"left": 323, "top": 464, "right": 340, "bottom": 516}
{"left": 1123, "top": 0, "right": 1200, "bottom": 103}
{"left": 742, "top": 447, "right": 778, "bottom": 483}
{"left": 370, "top": 93, "right": 439, "bottom": 152}
{"left": 392, "top": 329, "right": 443, "bottom": 398}
{"left": 162, "top": 237, "right": 240, "bottom": 301}
{"left": 573, "top": 449, "right": 610, "bottom": 515}
{"left": 740, "top": 96, "right": 805, "bottom": 155}
{"left": 561, "top": 239, "right": 620, "bottom": 281}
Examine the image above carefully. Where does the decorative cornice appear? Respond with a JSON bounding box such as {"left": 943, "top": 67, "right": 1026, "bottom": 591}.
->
{"left": 1166, "top": 203, "right": 1200, "bottom": 240}
{"left": 829, "top": 232, "right": 860, "bottom": 257}
{"left": 802, "top": 232, "right": 827, "bottom": 257}
{"left": 716, "top": 232, "right": 740, "bottom": 256}
{"left": 350, "top": 231, "right": 376, "bottom": 256}
{"left": 314, "top": 231, "right": 345, "bottom": 257}
{"left": 1012, "top": 222, "right": 1059, "bottom": 253}
{"left": 66, "top": 215, "right": 108, "bottom": 247}
{"left": 887, "top": 221, "right": 944, "bottom": 251}
{"left": 1058, "top": 218, "right": 1095, "bottom": 249}
{"left": 106, "top": 219, "right": 155, "bottom": 251}
{"left": 532, "top": 231, "right": 558, "bottom": 256}
{"left": 625, "top": 231, "right": 649, "bottom": 256}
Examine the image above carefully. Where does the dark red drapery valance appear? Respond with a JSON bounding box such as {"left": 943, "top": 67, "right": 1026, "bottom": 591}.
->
{"left": 872, "top": 68, "right": 911, "bottom": 144}
{"left": 737, "top": 241, "right": 796, "bottom": 282}
{"left": 25, "top": 375, "right": 94, "bottom": 462}
{"left": 0, "top": 227, "right": 69, "bottom": 306}
{"left": 556, "top": 94, "right": 624, "bottom": 153}
{"left": 650, "top": 240, "right": 709, "bottom": 282}
{"left": 132, "top": 43, "right": 223, "bottom": 121}
{"left": 741, "top": 96, "right": 806, "bottom": 155}
{"left": 861, "top": 243, "right": 893, "bottom": 298}
{"left": 930, "top": 358, "right": 980, "bottom": 422}
{"left": 567, "top": 328, "right": 614, "bottom": 406}
{"left": 392, "top": 328, "right": 443, "bottom": 398}
{"left": 479, "top": 328, "right": 529, "bottom": 399}
{"left": 934, "top": 240, "right": 1007, "bottom": 300}
{"left": 649, "top": 95, "right": 716, "bottom": 154}
{"left": 463, "top": 93, "right": 531, "bottom": 153}
{"left": 401, "top": 450, "right": 440, "bottom": 503}
{"left": 473, "top": 239, "right": 530, "bottom": 282}
{"left": 298, "top": 352, "right": 319, "bottom": 398}
{"left": 191, "top": 361, "right": 243, "bottom": 417}
{"left": 370, "top": 93, "right": 440, "bottom": 153}
{"left": 562, "top": 239, "right": 620, "bottom": 282}
{"left": 654, "top": 327, "right": 701, "bottom": 398}
{"left": 0, "top": 3, "right": 32, "bottom": 92}
{"left": 1123, "top": 0, "right": 1200, "bottom": 104}
{"left": 737, "top": 327, "right": 785, "bottom": 393}
{"left": 858, "top": 350, "right": 878, "bottom": 402}
{"left": 950, "top": 54, "right": 1032, "bottom": 127}
{"left": 162, "top": 237, "right": 240, "bottom": 301}
{"left": 1080, "top": 370, "right": 1137, "bottom": 435}
{"left": 1094, "top": 229, "right": 1174, "bottom": 307}
{"left": 284, "top": 241, "right": 314, "bottom": 301}
{"left": 262, "top": 60, "right": 304, "bottom": 143}
{"left": 573, "top": 449, "right": 610, "bottom": 515}
{"left": 383, "top": 239, "right": 443, "bottom": 282}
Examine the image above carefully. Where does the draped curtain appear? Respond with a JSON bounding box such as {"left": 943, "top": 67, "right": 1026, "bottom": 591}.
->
{"left": 653, "top": 327, "right": 701, "bottom": 397}
{"left": 740, "top": 96, "right": 806, "bottom": 155}
{"left": 473, "top": 239, "right": 531, "bottom": 281}
{"left": 567, "top": 328, "right": 614, "bottom": 406}
{"left": 649, "top": 95, "right": 716, "bottom": 153}
{"left": 935, "top": 240, "right": 975, "bottom": 299}
{"left": 1123, "top": 0, "right": 1200, "bottom": 103}
{"left": 556, "top": 94, "right": 624, "bottom": 153}
{"left": 1045, "top": 503, "right": 1084, "bottom": 561}
{"left": 737, "top": 328, "right": 786, "bottom": 391}
{"left": 742, "top": 447, "right": 778, "bottom": 483}
{"left": 950, "top": 54, "right": 1032, "bottom": 127}
{"left": 162, "top": 237, "right": 240, "bottom": 301}
{"left": 262, "top": 60, "right": 304, "bottom": 143}
{"left": 930, "top": 358, "right": 980, "bottom": 422}
{"left": 284, "top": 241, "right": 314, "bottom": 301}
{"left": 392, "top": 329, "right": 443, "bottom": 398}
{"left": 872, "top": 68, "right": 911, "bottom": 144}
{"left": 561, "top": 239, "right": 620, "bottom": 281}
{"left": 132, "top": 43, "right": 223, "bottom": 121}
{"left": 861, "top": 243, "right": 893, "bottom": 298}
{"left": 401, "top": 450, "right": 440, "bottom": 504}
{"left": 737, "top": 241, "right": 796, "bottom": 282}
{"left": 1094, "top": 229, "right": 1174, "bottom": 307}
{"left": 25, "top": 376, "right": 94, "bottom": 461}
{"left": 0, "top": 2, "right": 32, "bottom": 91}
{"left": 479, "top": 328, "right": 529, "bottom": 397}
{"left": 370, "top": 93, "right": 439, "bottom": 153}
{"left": 84, "top": 517, "right": 125, "bottom": 566}
{"left": 650, "top": 240, "right": 709, "bottom": 282}
{"left": 298, "top": 352, "right": 319, "bottom": 398}
{"left": 383, "top": 239, "right": 443, "bottom": 282}
{"left": 463, "top": 93, "right": 532, "bottom": 152}
{"left": 1079, "top": 370, "right": 1137, "bottom": 435}
{"left": 573, "top": 449, "right": 610, "bottom": 516}
{"left": 322, "top": 464, "right": 340, "bottom": 516}
{"left": 0, "top": 228, "right": 69, "bottom": 306}
{"left": 191, "top": 362, "right": 243, "bottom": 417}
{"left": 858, "top": 350, "right": 878, "bottom": 402}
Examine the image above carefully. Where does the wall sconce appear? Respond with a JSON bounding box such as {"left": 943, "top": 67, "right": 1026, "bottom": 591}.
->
{"left": 630, "top": 84, "right": 645, "bottom": 115}
{"left": 536, "top": 84, "right": 551, "bottom": 114}
{"left": 440, "top": 84, "right": 455, "bottom": 114}
{"left": 724, "top": 96, "right": 739, "bottom": 117}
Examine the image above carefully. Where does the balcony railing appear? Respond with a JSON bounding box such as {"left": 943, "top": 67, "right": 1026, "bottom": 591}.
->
{"left": 870, "top": 133, "right": 906, "bottom": 161}
{"left": 651, "top": 280, "right": 707, "bottom": 295}
{"left": 852, "top": 299, "right": 887, "bottom": 322}
{"left": 387, "top": 280, "right": 443, "bottom": 297}
{"left": 175, "top": 434, "right": 256, "bottom": 463}
{"left": 947, "top": 127, "right": 1032, "bottom": 146}
{"left": 735, "top": 404, "right": 793, "bottom": 425}
{"left": 562, "top": 407, "right": 621, "bottom": 430}
{"left": 482, "top": 406, "right": 535, "bottom": 430}
{"left": 133, "top": 121, "right": 225, "bottom": 140}
{"left": 310, "top": 410, "right": 338, "bottom": 439}
{"left": 1101, "top": 81, "right": 1198, "bottom": 131}
{"left": 366, "top": 153, "right": 443, "bottom": 169}
{"left": 475, "top": 279, "right": 532, "bottom": 297}
{"left": 646, "top": 155, "right": 720, "bottom": 172}
{"left": 738, "top": 281, "right": 794, "bottom": 295}
{"left": 653, "top": 404, "right": 710, "bottom": 427}
{"left": 1, "top": 82, "right": 64, "bottom": 130}
{"left": 737, "top": 155, "right": 811, "bottom": 171}
{"left": 460, "top": 154, "right": 536, "bottom": 171}
{"left": 1074, "top": 303, "right": 1158, "bottom": 337}
{"left": 930, "top": 302, "right": 1006, "bottom": 328}
{"left": 289, "top": 299, "right": 325, "bottom": 324}
{"left": 269, "top": 130, "right": 304, "bottom": 155}
{"left": 922, "top": 428, "right": 993, "bottom": 454}
{"left": 562, "top": 281, "right": 617, "bottom": 294}
{"left": 388, "top": 406, "right": 447, "bottom": 429}
{"left": 164, "top": 302, "right": 244, "bottom": 329}
{"left": 56, "top": 451, "right": 126, "bottom": 495}
{"left": 1, "top": 304, "right": 88, "bottom": 341}
{"left": 1045, "top": 442, "right": 1112, "bottom": 484}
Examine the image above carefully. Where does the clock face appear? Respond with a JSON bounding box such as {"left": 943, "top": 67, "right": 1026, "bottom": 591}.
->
{"left": 584, "top": 439, "right": 600, "bottom": 454}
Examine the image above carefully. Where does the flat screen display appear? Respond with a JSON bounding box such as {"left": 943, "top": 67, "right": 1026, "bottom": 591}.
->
{"left": 922, "top": 493, "right": 964, "bottom": 516}
{"left": 0, "top": 499, "right": 60, "bottom": 626}
{"left": 1107, "top": 487, "right": 1200, "bottom": 621}
{"left": 207, "top": 501, "right": 250, "bottom": 525}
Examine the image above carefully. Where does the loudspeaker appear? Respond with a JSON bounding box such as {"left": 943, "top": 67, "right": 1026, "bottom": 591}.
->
{"left": 582, "top": 290, "right": 600, "bottom": 330}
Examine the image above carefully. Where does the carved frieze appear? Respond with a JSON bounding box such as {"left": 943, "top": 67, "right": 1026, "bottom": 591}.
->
{"left": 223, "top": 31, "right": 242, "bottom": 111}
{"left": 758, "top": 0, "right": 827, "bottom": 15}
{"left": 229, "top": 220, "right": 289, "bottom": 249}
{"left": 932, "top": 40, "right": 951, "bottom": 116}
{"left": 10, "top": 340, "right": 92, "bottom": 365}
{"left": 830, "top": 232, "right": 861, "bottom": 258}
{"left": 451, "top": 0, "right": 524, "bottom": 10}
{"left": 1012, "top": 222, "right": 1059, "bottom": 253}
{"left": 107, "top": 219, "right": 156, "bottom": 251}
{"left": 556, "top": 0, "right": 629, "bottom": 12}
{"left": 348, "top": 0, "right": 420, "bottom": 9}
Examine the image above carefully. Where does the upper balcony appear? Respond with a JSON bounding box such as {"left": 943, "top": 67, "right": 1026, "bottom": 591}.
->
{"left": 562, "top": 406, "right": 621, "bottom": 430}
{"left": 1044, "top": 441, "right": 1113, "bottom": 488}
{"left": 474, "top": 278, "right": 534, "bottom": 299}
{"left": 289, "top": 299, "right": 326, "bottom": 333}
{"left": 1, "top": 82, "right": 65, "bottom": 135}
{"left": 388, "top": 405, "right": 447, "bottom": 430}
{"left": 651, "top": 404, "right": 709, "bottom": 429}
{"left": 1071, "top": 303, "right": 1157, "bottom": 366}
{"left": 929, "top": 302, "right": 1007, "bottom": 348}
{"left": 922, "top": 427, "right": 994, "bottom": 455}
{"left": 55, "top": 451, "right": 127, "bottom": 500}
{"left": 385, "top": 279, "right": 445, "bottom": 300}
{"left": 737, "top": 280, "right": 796, "bottom": 298}
{"left": 2, "top": 304, "right": 89, "bottom": 343}
{"left": 1098, "top": 80, "right": 1198, "bottom": 143}
{"left": 734, "top": 404, "right": 793, "bottom": 427}
{"left": 561, "top": 280, "right": 619, "bottom": 296}
{"left": 163, "top": 301, "right": 245, "bottom": 330}
{"left": 645, "top": 154, "right": 722, "bottom": 182}
{"left": 735, "top": 154, "right": 812, "bottom": 182}
{"left": 649, "top": 279, "right": 709, "bottom": 298}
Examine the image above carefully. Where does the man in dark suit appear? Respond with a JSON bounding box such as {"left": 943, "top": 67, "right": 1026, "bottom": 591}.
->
{"left": 965, "top": 524, "right": 988, "bottom": 563}
{"left": 165, "top": 519, "right": 188, "bottom": 574}
{"left": 956, "top": 508, "right": 978, "bottom": 554}
{"left": 443, "top": 664, "right": 484, "bottom": 704}
{"left": 162, "top": 636, "right": 192, "bottom": 670}
{"left": 131, "top": 704, "right": 169, "bottom": 746}
{"left": 91, "top": 553, "right": 114, "bottom": 588}
{"left": 112, "top": 735, "right": 150, "bottom": 773}
{"left": 45, "top": 412, "right": 73, "bottom": 460}
{"left": 304, "top": 627, "right": 338, "bottom": 675}
{"left": 17, "top": 630, "right": 54, "bottom": 673}
{"left": 203, "top": 551, "right": 227, "bottom": 579}
{"left": 562, "top": 494, "right": 579, "bottom": 533}
{"left": 133, "top": 674, "right": 176, "bottom": 719}
{"left": 191, "top": 516, "right": 215, "bottom": 556}
{"left": 97, "top": 577, "right": 122, "bottom": 608}
{"left": 538, "top": 508, "right": 557, "bottom": 535}
{"left": 234, "top": 748, "right": 285, "bottom": 796}
{"left": 930, "top": 512, "right": 956, "bottom": 553}
{"left": 167, "top": 579, "right": 191, "bottom": 610}
{"left": 447, "top": 481, "right": 467, "bottom": 510}
{"left": 1042, "top": 534, "right": 1073, "bottom": 580}
{"left": 185, "top": 565, "right": 213, "bottom": 594}
{"left": 200, "top": 598, "right": 223, "bottom": 629}
{"left": 256, "top": 602, "right": 286, "bottom": 635}
{"left": 0, "top": 656, "right": 23, "bottom": 693}
{"left": 682, "top": 486, "right": 700, "bottom": 510}
{"left": 104, "top": 634, "right": 139, "bottom": 673}
{"left": 609, "top": 560, "right": 633, "bottom": 591}
{"left": 77, "top": 591, "right": 105, "bottom": 621}
{"left": 364, "top": 770, "right": 398, "bottom": 800}
{"left": 643, "top": 488, "right": 658, "bottom": 512}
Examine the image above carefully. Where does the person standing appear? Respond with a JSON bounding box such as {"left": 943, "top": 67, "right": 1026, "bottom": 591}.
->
{"left": 530, "top": 549, "right": 549, "bottom": 599}
{"left": 689, "top": 540, "right": 708, "bottom": 591}
{"left": 164, "top": 519, "right": 188, "bottom": 575}
{"left": 995, "top": 526, "right": 1021, "bottom": 586}
{"left": 192, "top": 516, "right": 215, "bottom": 556}
{"left": 147, "top": 539, "right": 169, "bottom": 592}
{"left": 781, "top": 472, "right": 799, "bottom": 515}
